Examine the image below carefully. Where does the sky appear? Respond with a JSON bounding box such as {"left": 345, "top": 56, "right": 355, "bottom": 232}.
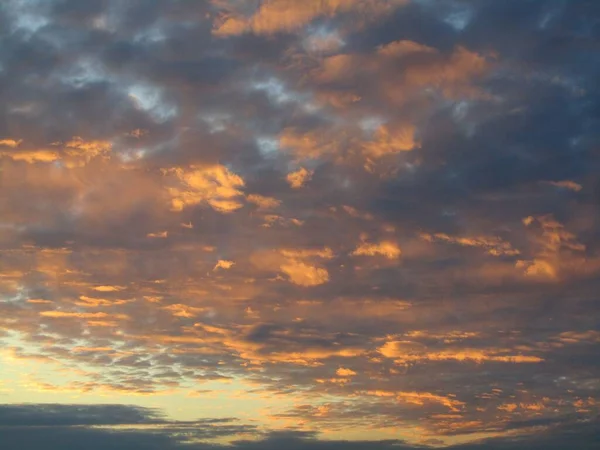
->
{"left": 0, "top": 0, "right": 599, "bottom": 449}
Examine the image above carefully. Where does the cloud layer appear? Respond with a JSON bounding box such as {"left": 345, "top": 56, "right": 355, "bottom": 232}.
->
{"left": 1, "top": 0, "right": 599, "bottom": 448}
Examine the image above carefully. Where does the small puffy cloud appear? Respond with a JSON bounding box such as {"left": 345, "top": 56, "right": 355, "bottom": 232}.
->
{"left": 280, "top": 260, "right": 330, "bottom": 286}
{"left": 517, "top": 215, "right": 588, "bottom": 280}
{"left": 545, "top": 180, "right": 583, "bottom": 191}
{"left": 279, "top": 128, "right": 338, "bottom": 160}
{"left": 352, "top": 241, "right": 401, "bottom": 259}
{"left": 147, "top": 231, "right": 168, "bottom": 238}
{"left": 0, "top": 139, "right": 22, "bottom": 148}
{"left": 555, "top": 330, "right": 600, "bottom": 344}
{"left": 165, "top": 165, "right": 245, "bottom": 213}
{"left": 377, "top": 40, "right": 438, "bottom": 57}
{"left": 280, "top": 247, "right": 334, "bottom": 259}
{"left": 64, "top": 137, "right": 112, "bottom": 160}
{"left": 395, "top": 391, "right": 465, "bottom": 412}
{"left": 336, "top": 367, "right": 356, "bottom": 377}
{"left": 92, "top": 286, "right": 125, "bottom": 292}
{"left": 214, "top": 260, "right": 235, "bottom": 271}
{"left": 286, "top": 167, "right": 313, "bottom": 188}
{"left": 362, "top": 123, "right": 419, "bottom": 157}
{"left": 247, "top": 194, "right": 281, "bottom": 209}
{"left": 0, "top": 137, "right": 111, "bottom": 166}
{"left": 251, "top": 247, "right": 333, "bottom": 286}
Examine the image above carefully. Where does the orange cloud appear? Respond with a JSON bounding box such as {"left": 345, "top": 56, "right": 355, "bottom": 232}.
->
{"left": 279, "top": 128, "right": 339, "bottom": 160}
{"left": 280, "top": 247, "right": 334, "bottom": 259}
{"left": 0, "top": 149, "right": 59, "bottom": 163}
{"left": 286, "top": 167, "right": 313, "bottom": 188}
{"left": 420, "top": 233, "right": 520, "bottom": 256}
{"left": 214, "top": 260, "right": 235, "bottom": 271}
{"left": 0, "top": 138, "right": 22, "bottom": 147}
{"left": 280, "top": 260, "right": 330, "bottom": 286}
{"left": 378, "top": 341, "right": 543, "bottom": 364}
{"left": 40, "top": 311, "right": 129, "bottom": 320}
{"left": 362, "top": 123, "right": 419, "bottom": 157}
{"left": 336, "top": 367, "right": 357, "bottom": 377}
{"left": 545, "top": 180, "right": 583, "bottom": 191}
{"left": 352, "top": 241, "right": 401, "bottom": 259}
{"left": 247, "top": 194, "right": 281, "bottom": 210}
{"left": 92, "top": 285, "right": 126, "bottom": 292}
{"left": 163, "top": 304, "right": 206, "bottom": 318}
{"left": 377, "top": 40, "right": 437, "bottom": 57}
{"left": 555, "top": 330, "right": 600, "bottom": 344}
{"left": 251, "top": 247, "right": 334, "bottom": 286}
{"left": 64, "top": 137, "right": 112, "bottom": 159}
{"left": 165, "top": 164, "right": 245, "bottom": 213}
{"left": 213, "top": 0, "right": 408, "bottom": 36}
{"left": 312, "top": 41, "right": 491, "bottom": 103}
{"left": 517, "top": 215, "right": 588, "bottom": 280}
{"left": 147, "top": 231, "right": 168, "bottom": 238}
{"left": 396, "top": 392, "right": 465, "bottom": 412}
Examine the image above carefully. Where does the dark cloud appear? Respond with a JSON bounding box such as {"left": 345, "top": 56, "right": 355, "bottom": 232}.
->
{"left": 0, "top": 405, "right": 598, "bottom": 450}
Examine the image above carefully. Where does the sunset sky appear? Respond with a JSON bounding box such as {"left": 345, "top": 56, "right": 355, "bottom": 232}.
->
{"left": 1, "top": 1, "right": 599, "bottom": 449}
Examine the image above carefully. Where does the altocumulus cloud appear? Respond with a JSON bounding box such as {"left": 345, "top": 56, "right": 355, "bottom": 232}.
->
{"left": 0, "top": 0, "right": 600, "bottom": 449}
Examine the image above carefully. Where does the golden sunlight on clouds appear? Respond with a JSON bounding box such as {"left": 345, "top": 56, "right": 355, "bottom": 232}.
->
{"left": 0, "top": 149, "right": 59, "bottom": 163}
{"left": 286, "top": 167, "right": 313, "bottom": 188}
{"left": 517, "top": 214, "right": 588, "bottom": 280}
{"left": 377, "top": 40, "right": 438, "bottom": 57}
{"left": 1, "top": 2, "right": 599, "bottom": 448}
{"left": 214, "top": 260, "right": 235, "bottom": 271}
{"left": 395, "top": 392, "right": 465, "bottom": 412}
{"left": 246, "top": 194, "right": 281, "bottom": 210}
{"left": 165, "top": 164, "right": 245, "bottom": 212}
{"left": 251, "top": 247, "right": 334, "bottom": 286}
{"left": 279, "top": 128, "right": 338, "bottom": 160}
{"left": 39, "top": 311, "right": 129, "bottom": 320}
{"left": 420, "top": 233, "right": 520, "bottom": 256}
{"left": 63, "top": 137, "right": 112, "bottom": 160}
{"left": 280, "top": 260, "right": 330, "bottom": 286}
{"left": 92, "top": 285, "right": 126, "bottom": 292}
{"left": 213, "top": 0, "right": 408, "bottom": 36}
{"left": 0, "top": 138, "right": 22, "bottom": 147}
{"left": 362, "top": 123, "right": 419, "bottom": 157}
{"left": 352, "top": 240, "right": 401, "bottom": 259}
{"left": 335, "top": 367, "right": 356, "bottom": 377}
{"left": 378, "top": 341, "right": 543, "bottom": 364}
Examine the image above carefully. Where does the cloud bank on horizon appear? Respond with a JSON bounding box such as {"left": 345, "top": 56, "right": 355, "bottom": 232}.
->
{"left": 0, "top": 0, "right": 599, "bottom": 448}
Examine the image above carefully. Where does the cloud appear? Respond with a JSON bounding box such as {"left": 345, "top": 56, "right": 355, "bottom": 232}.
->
{"left": 212, "top": 0, "right": 409, "bottom": 36}
{"left": 0, "top": 139, "right": 22, "bottom": 147}
{"left": 280, "top": 259, "right": 330, "bottom": 286}
{"left": 214, "top": 259, "right": 235, "bottom": 271}
{"left": 165, "top": 165, "right": 246, "bottom": 213}
{"left": 0, "top": 404, "right": 599, "bottom": 449}
{"left": 1, "top": 0, "right": 600, "bottom": 447}
{"left": 246, "top": 194, "right": 281, "bottom": 210}
{"left": 545, "top": 180, "right": 583, "bottom": 192}
{"left": 0, "top": 404, "right": 257, "bottom": 449}
{"left": 352, "top": 240, "right": 401, "bottom": 259}
{"left": 420, "top": 233, "right": 520, "bottom": 256}
{"left": 286, "top": 167, "right": 313, "bottom": 188}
